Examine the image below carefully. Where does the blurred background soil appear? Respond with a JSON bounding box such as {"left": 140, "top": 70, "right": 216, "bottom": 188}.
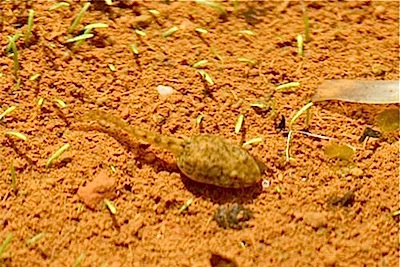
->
{"left": 0, "top": 1, "right": 399, "bottom": 266}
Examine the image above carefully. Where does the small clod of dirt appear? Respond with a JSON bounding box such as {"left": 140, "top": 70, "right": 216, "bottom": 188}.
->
{"left": 329, "top": 190, "right": 356, "bottom": 207}
{"left": 77, "top": 170, "right": 116, "bottom": 210}
{"left": 210, "top": 253, "right": 238, "bottom": 267}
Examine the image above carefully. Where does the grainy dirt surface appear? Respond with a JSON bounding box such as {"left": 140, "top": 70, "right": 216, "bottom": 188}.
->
{"left": 0, "top": 1, "right": 399, "bottom": 266}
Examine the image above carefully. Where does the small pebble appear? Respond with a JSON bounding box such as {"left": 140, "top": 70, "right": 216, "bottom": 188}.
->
{"left": 156, "top": 85, "right": 175, "bottom": 96}
{"left": 349, "top": 167, "right": 364, "bottom": 177}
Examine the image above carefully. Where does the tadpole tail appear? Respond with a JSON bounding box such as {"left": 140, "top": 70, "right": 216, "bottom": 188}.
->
{"left": 77, "top": 110, "right": 185, "bottom": 155}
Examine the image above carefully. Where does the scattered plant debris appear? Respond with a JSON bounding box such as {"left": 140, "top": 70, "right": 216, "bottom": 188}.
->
{"left": 324, "top": 142, "right": 355, "bottom": 160}
{"left": 214, "top": 203, "right": 252, "bottom": 229}
{"left": 359, "top": 127, "right": 381, "bottom": 142}
{"left": 376, "top": 108, "right": 399, "bottom": 132}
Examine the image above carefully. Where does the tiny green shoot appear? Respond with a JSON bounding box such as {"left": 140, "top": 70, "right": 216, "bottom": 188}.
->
{"left": 72, "top": 252, "right": 86, "bottom": 267}
{"left": 46, "top": 143, "right": 71, "bottom": 168}
{"left": 25, "top": 9, "right": 34, "bottom": 47}
{"left": 177, "top": 198, "right": 194, "bottom": 214}
{"left": 162, "top": 26, "right": 179, "bottom": 37}
{"left": 242, "top": 137, "right": 263, "bottom": 147}
{"left": 5, "top": 131, "right": 28, "bottom": 141}
{"left": 276, "top": 81, "right": 300, "bottom": 91}
{"left": 195, "top": 0, "right": 227, "bottom": 17}
{"left": 5, "top": 33, "right": 22, "bottom": 54}
{"left": 0, "top": 106, "right": 17, "bottom": 120}
{"left": 0, "top": 233, "right": 13, "bottom": 257}
{"left": 10, "top": 161, "right": 16, "bottom": 191}
{"left": 211, "top": 46, "right": 223, "bottom": 61}
{"left": 26, "top": 232, "right": 45, "bottom": 247}
{"left": 392, "top": 210, "right": 400, "bottom": 217}
{"left": 195, "top": 28, "right": 208, "bottom": 34}
{"left": 148, "top": 9, "right": 160, "bottom": 17}
{"left": 134, "top": 29, "right": 146, "bottom": 37}
{"left": 297, "top": 34, "right": 304, "bottom": 56}
{"left": 285, "top": 130, "right": 294, "bottom": 162}
{"left": 83, "top": 23, "right": 109, "bottom": 31}
{"left": 7, "top": 36, "right": 19, "bottom": 77}
{"left": 196, "top": 114, "right": 204, "bottom": 125}
{"left": 110, "top": 165, "right": 116, "bottom": 172}
{"left": 192, "top": 60, "right": 208, "bottom": 68}
{"left": 104, "top": 199, "right": 116, "bottom": 214}
{"left": 237, "top": 30, "right": 256, "bottom": 36}
{"left": 37, "top": 97, "right": 45, "bottom": 108}
{"left": 68, "top": 2, "right": 91, "bottom": 33}
{"left": 108, "top": 64, "right": 116, "bottom": 71}
{"left": 238, "top": 57, "right": 257, "bottom": 66}
{"left": 53, "top": 99, "right": 67, "bottom": 108}
{"left": 29, "top": 73, "right": 41, "bottom": 81}
{"left": 129, "top": 43, "right": 139, "bottom": 55}
{"left": 235, "top": 114, "right": 244, "bottom": 134}
{"left": 197, "top": 70, "right": 214, "bottom": 85}
{"left": 65, "top": 33, "right": 94, "bottom": 43}
{"left": 105, "top": 0, "right": 113, "bottom": 5}
{"left": 301, "top": 1, "right": 310, "bottom": 42}
{"left": 49, "top": 2, "right": 70, "bottom": 11}
{"left": 289, "top": 102, "right": 313, "bottom": 130}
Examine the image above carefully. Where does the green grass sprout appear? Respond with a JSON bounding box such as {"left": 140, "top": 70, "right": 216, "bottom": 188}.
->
{"left": 301, "top": 1, "right": 310, "bottom": 42}
{"left": 195, "top": 0, "right": 227, "bottom": 18}
{"left": 211, "top": 47, "right": 223, "bottom": 61}
{"left": 68, "top": 2, "right": 91, "bottom": 34}
{"left": 53, "top": 99, "right": 67, "bottom": 108}
{"left": 46, "top": 143, "right": 71, "bottom": 168}
{"left": 25, "top": 9, "right": 34, "bottom": 46}
{"left": 10, "top": 161, "right": 16, "bottom": 191}
{"left": 276, "top": 81, "right": 301, "bottom": 91}
{"left": 29, "top": 73, "right": 41, "bottom": 81}
{"left": 162, "top": 26, "right": 179, "bottom": 37}
{"left": 197, "top": 70, "right": 214, "bottom": 85}
{"left": 26, "top": 232, "right": 45, "bottom": 247}
{"left": 104, "top": 199, "right": 116, "bottom": 214}
{"left": 65, "top": 33, "right": 94, "bottom": 43}
{"left": 148, "top": 9, "right": 160, "bottom": 17}
{"left": 0, "top": 233, "right": 13, "bottom": 257}
{"left": 5, "top": 131, "right": 28, "bottom": 141}
{"left": 297, "top": 34, "right": 304, "bottom": 56}
{"left": 110, "top": 165, "right": 116, "bottom": 172}
{"left": 289, "top": 102, "right": 313, "bottom": 130}
{"left": 285, "top": 130, "right": 294, "bottom": 162}
{"left": 237, "top": 30, "right": 256, "bottom": 36}
{"left": 238, "top": 57, "right": 257, "bottom": 66}
{"left": 7, "top": 36, "right": 19, "bottom": 78}
{"left": 195, "top": 114, "right": 204, "bottom": 125}
{"left": 105, "top": 0, "right": 113, "bottom": 5}
{"left": 83, "top": 23, "right": 109, "bottom": 31}
{"left": 195, "top": 28, "right": 208, "bottom": 34}
{"left": 72, "top": 252, "right": 86, "bottom": 267}
{"left": 108, "top": 64, "right": 116, "bottom": 71}
{"left": 242, "top": 137, "right": 263, "bottom": 147}
{"left": 0, "top": 106, "right": 17, "bottom": 120}
{"left": 129, "top": 43, "right": 139, "bottom": 55}
{"left": 235, "top": 114, "right": 244, "bottom": 134}
{"left": 49, "top": 2, "right": 70, "bottom": 11}
{"left": 192, "top": 60, "right": 208, "bottom": 68}
{"left": 5, "top": 33, "right": 22, "bottom": 54}
{"left": 177, "top": 198, "right": 194, "bottom": 214}
{"left": 134, "top": 29, "right": 146, "bottom": 37}
{"left": 37, "top": 97, "right": 45, "bottom": 108}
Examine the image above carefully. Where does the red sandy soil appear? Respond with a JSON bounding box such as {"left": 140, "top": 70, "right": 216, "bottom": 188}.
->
{"left": 0, "top": 1, "right": 399, "bottom": 266}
